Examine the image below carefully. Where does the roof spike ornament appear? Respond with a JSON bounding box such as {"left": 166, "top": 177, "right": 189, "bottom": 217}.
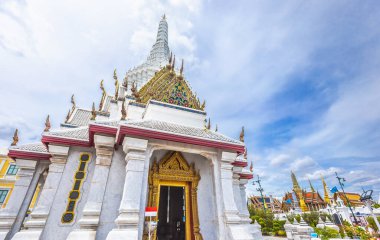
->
{"left": 201, "top": 100, "right": 206, "bottom": 111}
{"left": 172, "top": 55, "right": 176, "bottom": 70}
{"left": 169, "top": 51, "right": 173, "bottom": 65}
{"left": 250, "top": 161, "right": 253, "bottom": 172}
{"left": 122, "top": 74, "right": 128, "bottom": 89}
{"left": 44, "top": 115, "right": 51, "bottom": 132}
{"left": 99, "top": 79, "right": 106, "bottom": 111}
{"left": 121, "top": 100, "right": 127, "bottom": 120}
{"left": 240, "top": 126, "right": 245, "bottom": 142}
{"left": 114, "top": 69, "right": 119, "bottom": 100}
{"left": 11, "top": 129, "right": 18, "bottom": 146}
{"left": 91, "top": 102, "right": 96, "bottom": 120}
{"left": 207, "top": 118, "right": 211, "bottom": 130}
{"left": 65, "top": 109, "right": 71, "bottom": 123}
{"left": 215, "top": 124, "right": 218, "bottom": 132}
{"left": 71, "top": 94, "right": 76, "bottom": 111}
{"left": 244, "top": 148, "right": 248, "bottom": 159}
{"left": 180, "top": 59, "right": 184, "bottom": 76}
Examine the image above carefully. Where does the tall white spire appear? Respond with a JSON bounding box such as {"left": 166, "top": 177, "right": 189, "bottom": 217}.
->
{"left": 122, "top": 15, "right": 171, "bottom": 93}
{"left": 146, "top": 14, "right": 170, "bottom": 65}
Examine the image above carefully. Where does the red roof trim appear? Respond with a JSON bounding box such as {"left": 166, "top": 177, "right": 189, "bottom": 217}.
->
{"left": 8, "top": 150, "right": 51, "bottom": 161}
{"left": 240, "top": 173, "right": 253, "bottom": 179}
{"left": 89, "top": 124, "right": 118, "bottom": 146}
{"left": 118, "top": 125, "right": 245, "bottom": 153}
{"left": 41, "top": 135, "right": 90, "bottom": 147}
{"left": 232, "top": 161, "right": 248, "bottom": 167}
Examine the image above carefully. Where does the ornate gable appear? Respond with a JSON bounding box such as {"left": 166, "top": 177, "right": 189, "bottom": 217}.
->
{"left": 136, "top": 65, "right": 202, "bottom": 110}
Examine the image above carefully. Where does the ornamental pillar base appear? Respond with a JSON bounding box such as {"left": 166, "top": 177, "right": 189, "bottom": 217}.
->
{"left": 66, "top": 230, "right": 97, "bottom": 240}
{"left": 106, "top": 229, "right": 138, "bottom": 240}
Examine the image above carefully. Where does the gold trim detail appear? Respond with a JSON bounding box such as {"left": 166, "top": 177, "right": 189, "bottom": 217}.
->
{"left": 146, "top": 151, "right": 203, "bottom": 240}
{"left": 61, "top": 153, "right": 91, "bottom": 224}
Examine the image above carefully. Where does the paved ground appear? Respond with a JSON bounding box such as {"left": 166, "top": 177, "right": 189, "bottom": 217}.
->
{"left": 263, "top": 237, "right": 287, "bottom": 240}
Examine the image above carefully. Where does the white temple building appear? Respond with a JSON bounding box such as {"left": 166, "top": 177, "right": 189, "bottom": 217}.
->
{"left": 0, "top": 16, "right": 262, "bottom": 240}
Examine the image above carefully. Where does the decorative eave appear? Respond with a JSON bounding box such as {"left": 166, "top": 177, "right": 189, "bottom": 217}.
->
{"left": 8, "top": 144, "right": 51, "bottom": 161}
{"left": 117, "top": 123, "right": 245, "bottom": 153}
{"left": 239, "top": 172, "right": 253, "bottom": 180}
{"left": 41, "top": 135, "right": 90, "bottom": 147}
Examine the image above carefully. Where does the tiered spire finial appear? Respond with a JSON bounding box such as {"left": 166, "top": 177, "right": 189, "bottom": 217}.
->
{"left": 291, "top": 171, "right": 301, "bottom": 192}
{"left": 11, "top": 129, "right": 18, "bottom": 146}
{"left": 44, "top": 115, "right": 51, "bottom": 132}
{"left": 146, "top": 15, "right": 170, "bottom": 65}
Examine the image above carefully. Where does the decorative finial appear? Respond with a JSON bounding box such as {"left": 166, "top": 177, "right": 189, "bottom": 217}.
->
{"left": 207, "top": 118, "right": 211, "bottom": 130}
{"left": 114, "top": 69, "right": 119, "bottom": 100}
{"left": 123, "top": 74, "right": 128, "bottom": 89}
{"left": 99, "top": 80, "right": 106, "bottom": 111}
{"left": 65, "top": 109, "right": 71, "bottom": 123}
{"left": 201, "top": 100, "right": 206, "bottom": 110}
{"left": 244, "top": 148, "right": 248, "bottom": 159}
{"left": 91, "top": 102, "right": 96, "bottom": 120}
{"left": 240, "top": 126, "right": 245, "bottom": 142}
{"left": 162, "top": 14, "right": 166, "bottom": 20}
{"left": 180, "top": 59, "right": 184, "bottom": 75}
{"left": 250, "top": 161, "right": 253, "bottom": 172}
{"left": 172, "top": 55, "right": 176, "bottom": 69}
{"left": 215, "top": 124, "right": 218, "bottom": 132}
{"left": 71, "top": 94, "right": 76, "bottom": 110}
{"left": 131, "top": 81, "right": 141, "bottom": 102}
{"left": 121, "top": 100, "right": 127, "bottom": 120}
{"left": 169, "top": 52, "right": 173, "bottom": 65}
{"left": 44, "top": 115, "right": 51, "bottom": 132}
{"left": 11, "top": 129, "right": 18, "bottom": 146}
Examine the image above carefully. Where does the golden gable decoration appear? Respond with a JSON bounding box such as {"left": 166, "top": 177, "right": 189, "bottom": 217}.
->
{"left": 137, "top": 65, "right": 203, "bottom": 110}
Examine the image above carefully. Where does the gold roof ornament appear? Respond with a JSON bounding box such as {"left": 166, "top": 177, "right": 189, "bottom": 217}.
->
{"left": 91, "top": 102, "right": 96, "bottom": 120}
{"left": 172, "top": 55, "right": 176, "bottom": 70}
{"left": 168, "top": 51, "right": 173, "bottom": 65}
{"left": 71, "top": 94, "right": 76, "bottom": 110}
{"left": 122, "top": 74, "right": 128, "bottom": 89}
{"left": 239, "top": 126, "right": 245, "bottom": 142}
{"left": 11, "top": 129, "right": 18, "bottom": 146}
{"left": 99, "top": 80, "right": 106, "bottom": 111}
{"left": 201, "top": 100, "right": 206, "bottom": 111}
{"left": 44, "top": 115, "right": 51, "bottom": 132}
{"left": 121, "top": 100, "right": 127, "bottom": 120}
{"left": 207, "top": 118, "right": 211, "bottom": 130}
{"left": 65, "top": 109, "right": 71, "bottom": 123}
{"left": 131, "top": 81, "right": 141, "bottom": 102}
{"left": 114, "top": 69, "right": 119, "bottom": 100}
{"left": 180, "top": 59, "right": 184, "bottom": 76}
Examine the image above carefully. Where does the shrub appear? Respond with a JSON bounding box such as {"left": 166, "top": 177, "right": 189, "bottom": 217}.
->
{"left": 314, "top": 227, "right": 340, "bottom": 240}
{"left": 277, "top": 230, "right": 286, "bottom": 237}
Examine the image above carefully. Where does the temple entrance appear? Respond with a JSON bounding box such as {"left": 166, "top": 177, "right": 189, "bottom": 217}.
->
{"left": 146, "top": 151, "right": 203, "bottom": 240}
{"left": 157, "top": 186, "right": 186, "bottom": 240}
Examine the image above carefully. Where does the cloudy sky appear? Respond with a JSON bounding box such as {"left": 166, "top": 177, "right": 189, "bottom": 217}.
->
{"left": 1, "top": 0, "right": 380, "bottom": 199}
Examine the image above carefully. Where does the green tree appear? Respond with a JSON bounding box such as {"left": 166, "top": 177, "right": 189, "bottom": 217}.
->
{"left": 314, "top": 227, "right": 340, "bottom": 240}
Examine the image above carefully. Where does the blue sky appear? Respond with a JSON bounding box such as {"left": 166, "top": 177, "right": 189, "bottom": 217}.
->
{"left": 1, "top": 0, "right": 380, "bottom": 199}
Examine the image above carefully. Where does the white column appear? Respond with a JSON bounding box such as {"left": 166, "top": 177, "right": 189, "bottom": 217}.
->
{"left": 12, "top": 146, "right": 69, "bottom": 240}
{"left": 106, "top": 137, "right": 148, "bottom": 240}
{"left": 67, "top": 135, "right": 115, "bottom": 240}
{"left": 220, "top": 152, "right": 254, "bottom": 240}
{"left": 220, "top": 152, "right": 241, "bottom": 224}
{"left": 238, "top": 179, "right": 251, "bottom": 223}
{"left": 0, "top": 159, "right": 38, "bottom": 240}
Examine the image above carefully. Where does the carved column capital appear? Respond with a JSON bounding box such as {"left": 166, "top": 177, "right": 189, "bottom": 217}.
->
{"left": 94, "top": 135, "right": 115, "bottom": 166}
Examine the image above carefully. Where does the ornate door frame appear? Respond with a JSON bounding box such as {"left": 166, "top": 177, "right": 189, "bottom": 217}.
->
{"left": 147, "top": 151, "right": 203, "bottom": 240}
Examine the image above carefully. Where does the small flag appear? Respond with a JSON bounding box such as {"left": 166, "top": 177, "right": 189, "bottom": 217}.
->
{"left": 285, "top": 199, "right": 292, "bottom": 204}
{"left": 330, "top": 186, "right": 338, "bottom": 193}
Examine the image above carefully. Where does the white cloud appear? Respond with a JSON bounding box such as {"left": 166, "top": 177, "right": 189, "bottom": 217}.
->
{"left": 304, "top": 167, "right": 341, "bottom": 180}
{"left": 270, "top": 154, "right": 290, "bottom": 166}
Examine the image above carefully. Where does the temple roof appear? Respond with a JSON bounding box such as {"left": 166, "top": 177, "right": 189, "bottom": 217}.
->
{"left": 43, "top": 127, "right": 89, "bottom": 140}
{"left": 136, "top": 65, "right": 202, "bottom": 110}
{"left": 121, "top": 119, "right": 242, "bottom": 145}
{"left": 9, "top": 142, "right": 48, "bottom": 153}
{"left": 67, "top": 108, "right": 92, "bottom": 126}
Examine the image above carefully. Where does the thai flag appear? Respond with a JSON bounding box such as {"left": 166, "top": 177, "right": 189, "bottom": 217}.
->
{"left": 330, "top": 186, "right": 338, "bottom": 193}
